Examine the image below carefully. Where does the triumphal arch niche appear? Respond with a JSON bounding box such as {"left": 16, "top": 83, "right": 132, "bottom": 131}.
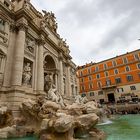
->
{"left": 0, "top": 0, "right": 78, "bottom": 115}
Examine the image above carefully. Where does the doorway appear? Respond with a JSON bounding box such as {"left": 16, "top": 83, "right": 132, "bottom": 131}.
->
{"left": 107, "top": 93, "right": 115, "bottom": 103}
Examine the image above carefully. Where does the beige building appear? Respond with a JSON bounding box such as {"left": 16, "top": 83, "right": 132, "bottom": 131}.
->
{"left": 0, "top": 0, "right": 78, "bottom": 115}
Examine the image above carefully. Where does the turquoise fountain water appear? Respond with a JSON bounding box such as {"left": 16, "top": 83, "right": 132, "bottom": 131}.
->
{"left": 3, "top": 115, "right": 140, "bottom": 140}
{"left": 97, "top": 114, "right": 140, "bottom": 140}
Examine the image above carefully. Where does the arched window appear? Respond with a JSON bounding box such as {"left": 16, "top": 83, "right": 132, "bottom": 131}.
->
{"left": 126, "top": 66, "right": 130, "bottom": 72}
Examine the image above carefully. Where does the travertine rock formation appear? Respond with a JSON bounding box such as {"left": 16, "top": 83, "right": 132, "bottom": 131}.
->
{"left": 0, "top": 90, "right": 105, "bottom": 140}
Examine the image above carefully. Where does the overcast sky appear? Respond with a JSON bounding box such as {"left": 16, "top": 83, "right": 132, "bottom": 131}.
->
{"left": 31, "top": 0, "right": 140, "bottom": 66}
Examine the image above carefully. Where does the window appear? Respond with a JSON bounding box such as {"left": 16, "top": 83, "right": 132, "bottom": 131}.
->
{"left": 137, "top": 63, "right": 140, "bottom": 69}
{"left": 81, "top": 93, "right": 86, "bottom": 97}
{"left": 89, "top": 76, "right": 92, "bottom": 81}
{"left": 81, "top": 78, "right": 84, "bottom": 82}
{"left": 80, "top": 71, "right": 83, "bottom": 76}
{"left": 104, "top": 64, "right": 107, "bottom": 70}
{"left": 114, "top": 69, "right": 118, "bottom": 75}
{"left": 130, "top": 86, "right": 136, "bottom": 90}
{"left": 96, "top": 74, "right": 100, "bottom": 79}
{"left": 0, "top": 19, "right": 5, "bottom": 31}
{"left": 105, "top": 71, "right": 109, "bottom": 77}
{"left": 126, "top": 66, "right": 130, "bottom": 72}
{"left": 97, "top": 81, "right": 102, "bottom": 88}
{"left": 134, "top": 54, "right": 139, "bottom": 60}
{"left": 106, "top": 79, "right": 111, "bottom": 86}
{"left": 88, "top": 68, "right": 91, "bottom": 74}
{"left": 115, "top": 77, "right": 121, "bottom": 84}
{"left": 113, "top": 60, "right": 116, "bottom": 67}
{"left": 89, "top": 83, "right": 93, "bottom": 89}
{"left": 95, "top": 66, "right": 99, "bottom": 72}
{"left": 117, "top": 88, "right": 124, "bottom": 92}
{"left": 123, "top": 57, "right": 128, "bottom": 64}
{"left": 81, "top": 86, "right": 85, "bottom": 91}
{"left": 90, "top": 92, "right": 94, "bottom": 96}
{"left": 126, "top": 75, "right": 133, "bottom": 82}
{"left": 98, "top": 91, "right": 103, "bottom": 95}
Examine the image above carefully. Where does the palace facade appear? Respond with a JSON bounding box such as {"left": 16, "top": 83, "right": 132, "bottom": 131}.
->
{"left": 77, "top": 49, "right": 140, "bottom": 103}
{"left": 0, "top": 0, "right": 78, "bottom": 115}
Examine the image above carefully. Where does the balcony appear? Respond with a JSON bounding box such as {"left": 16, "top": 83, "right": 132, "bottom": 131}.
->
{"left": 102, "top": 84, "right": 117, "bottom": 90}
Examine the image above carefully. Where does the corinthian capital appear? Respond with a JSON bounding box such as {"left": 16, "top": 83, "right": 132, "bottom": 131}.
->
{"left": 58, "top": 52, "right": 64, "bottom": 61}
{"left": 16, "top": 17, "right": 28, "bottom": 31}
{"left": 66, "top": 59, "right": 71, "bottom": 67}
{"left": 37, "top": 35, "right": 45, "bottom": 46}
{"left": 10, "top": 23, "right": 17, "bottom": 32}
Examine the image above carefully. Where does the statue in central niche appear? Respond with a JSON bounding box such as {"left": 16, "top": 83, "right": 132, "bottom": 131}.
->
{"left": 44, "top": 72, "right": 54, "bottom": 92}
{"left": 44, "top": 72, "right": 65, "bottom": 107}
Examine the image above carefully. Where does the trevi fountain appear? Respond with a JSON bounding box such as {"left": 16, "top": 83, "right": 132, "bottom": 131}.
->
{"left": 0, "top": 0, "right": 140, "bottom": 140}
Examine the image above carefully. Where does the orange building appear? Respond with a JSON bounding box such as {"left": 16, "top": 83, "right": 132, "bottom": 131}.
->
{"left": 77, "top": 49, "right": 140, "bottom": 103}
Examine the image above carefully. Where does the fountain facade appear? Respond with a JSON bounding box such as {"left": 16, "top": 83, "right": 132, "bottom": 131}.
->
{"left": 0, "top": 0, "right": 78, "bottom": 116}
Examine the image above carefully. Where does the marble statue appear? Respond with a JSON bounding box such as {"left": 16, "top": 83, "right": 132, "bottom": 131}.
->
{"left": 22, "top": 63, "right": 32, "bottom": 85}
{"left": 47, "top": 84, "right": 59, "bottom": 103}
{"left": 44, "top": 73, "right": 54, "bottom": 91}
{"left": 41, "top": 10, "right": 58, "bottom": 32}
{"left": 75, "top": 95, "right": 88, "bottom": 104}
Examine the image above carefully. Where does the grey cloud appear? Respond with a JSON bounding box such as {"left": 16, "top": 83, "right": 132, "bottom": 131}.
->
{"left": 32, "top": 0, "right": 140, "bottom": 65}
{"left": 99, "top": 0, "right": 140, "bottom": 16}
{"left": 58, "top": 0, "right": 102, "bottom": 27}
{"left": 98, "top": 13, "right": 140, "bottom": 48}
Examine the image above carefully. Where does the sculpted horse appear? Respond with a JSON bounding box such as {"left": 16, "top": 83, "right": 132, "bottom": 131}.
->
{"left": 47, "top": 85, "right": 59, "bottom": 103}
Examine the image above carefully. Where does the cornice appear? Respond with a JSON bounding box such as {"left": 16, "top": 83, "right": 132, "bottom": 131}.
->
{"left": 0, "top": 2, "right": 15, "bottom": 22}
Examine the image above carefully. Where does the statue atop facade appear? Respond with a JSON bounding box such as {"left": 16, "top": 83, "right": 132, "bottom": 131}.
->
{"left": 58, "top": 38, "right": 68, "bottom": 48}
{"left": 22, "top": 63, "right": 32, "bottom": 86}
{"left": 58, "top": 38, "right": 70, "bottom": 55}
{"left": 41, "top": 10, "right": 58, "bottom": 33}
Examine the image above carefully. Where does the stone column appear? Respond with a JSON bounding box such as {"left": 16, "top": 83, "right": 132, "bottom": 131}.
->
{"left": 66, "top": 63, "right": 71, "bottom": 97}
{"left": 55, "top": 73, "right": 58, "bottom": 90}
{"left": 37, "top": 37, "right": 45, "bottom": 92}
{"left": 73, "top": 85, "right": 76, "bottom": 96}
{"left": 59, "top": 53, "right": 64, "bottom": 95}
{"left": 34, "top": 41, "right": 38, "bottom": 91}
{"left": 11, "top": 19, "right": 28, "bottom": 86}
{"left": 3, "top": 24, "right": 16, "bottom": 87}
